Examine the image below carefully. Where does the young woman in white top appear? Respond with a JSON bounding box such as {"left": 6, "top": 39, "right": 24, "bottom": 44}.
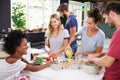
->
{"left": 0, "top": 30, "right": 53, "bottom": 80}
{"left": 45, "top": 14, "right": 69, "bottom": 57}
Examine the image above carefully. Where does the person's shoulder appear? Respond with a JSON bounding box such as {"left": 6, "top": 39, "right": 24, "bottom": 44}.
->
{"left": 63, "top": 29, "right": 68, "bottom": 31}
{"left": 116, "top": 28, "right": 120, "bottom": 33}
{"left": 71, "top": 15, "right": 75, "bottom": 17}
{"left": 63, "top": 29, "right": 69, "bottom": 33}
{"left": 98, "top": 29, "right": 105, "bottom": 37}
{"left": 81, "top": 25, "right": 87, "bottom": 31}
{"left": 71, "top": 15, "right": 76, "bottom": 18}
{"left": 14, "top": 59, "right": 23, "bottom": 63}
{"left": 99, "top": 29, "right": 105, "bottom": 34}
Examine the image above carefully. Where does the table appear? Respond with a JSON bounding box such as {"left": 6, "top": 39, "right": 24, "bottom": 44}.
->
{"left": 23, "top": 48, "right": 104, "bottom": 80}
{"left": 25, "top": 67, "right": 104, "bottom": 80}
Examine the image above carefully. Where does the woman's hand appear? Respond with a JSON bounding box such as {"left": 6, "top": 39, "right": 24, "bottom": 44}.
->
{"left": 74, "top": 52, "right": 81, "bottom": 57}
{"left": 46, "top": 50, "right": 52, "bottom": 54}
{"left": 49, "top": 53, "right": 56, "bottom": 57}
{"left": 46, "top": 50, "right": 55, "bottom": 57}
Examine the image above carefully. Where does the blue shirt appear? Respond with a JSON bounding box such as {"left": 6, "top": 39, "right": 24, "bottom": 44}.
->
{"left": 65, "top": 15, "right": 78, "bottom": 34}
{"left": 65, "top": 15, "right": 78, "bottom": 53}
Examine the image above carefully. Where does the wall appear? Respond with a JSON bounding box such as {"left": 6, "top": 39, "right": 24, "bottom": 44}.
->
{"left": 0, "top": 0, "right": 10, "bottom": 33}
{"left": 98, "top": 22, "right": 116, "bottom": 38}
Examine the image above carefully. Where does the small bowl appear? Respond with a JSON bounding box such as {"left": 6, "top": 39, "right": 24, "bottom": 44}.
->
{"left": 50, "top": 64, "right": 62, "bottom": 70}
{"left": 82, "top": 61, "right": 101, "bottom": 74}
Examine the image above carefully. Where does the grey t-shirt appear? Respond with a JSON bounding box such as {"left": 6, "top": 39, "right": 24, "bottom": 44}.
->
{"left": 78, "top": 26, "right": 105, "bottom": 57}
{"left": 45, "top": 29, "right": 69, "bottom": 54}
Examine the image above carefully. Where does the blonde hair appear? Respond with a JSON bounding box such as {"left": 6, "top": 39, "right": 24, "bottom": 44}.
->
{"left": 47, "top": 14, "right": 62, "bottom": 39}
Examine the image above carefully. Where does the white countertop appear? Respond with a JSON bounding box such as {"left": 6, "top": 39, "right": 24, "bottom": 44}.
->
{"left": 25, "top": 67, "right": 104, "bottom": 80}
{"left": 23, "top": 48, "right": 104, "bottom": 80}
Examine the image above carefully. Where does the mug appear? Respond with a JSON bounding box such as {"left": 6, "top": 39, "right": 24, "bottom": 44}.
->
{"left": 36, "top": 57, "right": 44, "bottom": 65}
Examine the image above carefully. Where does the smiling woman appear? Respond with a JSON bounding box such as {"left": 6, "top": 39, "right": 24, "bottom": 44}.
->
{"left": 0, "top": 30, "right": 54, "bottom": 80}
{"left": 45, "top": 14, "right": 69, "bottom": 57}
{"left": 67, "top": 8, "right": 105, "bottom": 58}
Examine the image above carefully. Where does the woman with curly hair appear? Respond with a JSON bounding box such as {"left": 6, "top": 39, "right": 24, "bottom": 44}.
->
{"left": 0, "top": 30, "right": 53, "bottom": 80}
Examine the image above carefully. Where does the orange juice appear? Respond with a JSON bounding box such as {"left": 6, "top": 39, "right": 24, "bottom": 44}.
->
{"left": 65, "top": 50, "right": 73, "bottom": 58}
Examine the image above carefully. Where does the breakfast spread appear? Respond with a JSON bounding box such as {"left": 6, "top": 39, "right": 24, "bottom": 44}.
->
{"left": 50, "top": 59, "right": 83, "bottom": 70}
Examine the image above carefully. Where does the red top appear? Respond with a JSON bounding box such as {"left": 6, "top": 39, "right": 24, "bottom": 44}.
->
{"left": 104, "top": 28, "right": 120, "bottom": 80}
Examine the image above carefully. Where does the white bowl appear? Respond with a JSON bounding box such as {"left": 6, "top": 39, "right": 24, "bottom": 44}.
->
{"left": 82, "top": 61, "right": 101, "bottom": 74}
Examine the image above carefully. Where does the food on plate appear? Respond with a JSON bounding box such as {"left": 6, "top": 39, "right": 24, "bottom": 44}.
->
{"left": 44, "top": 56, "right": 57, "bottom": 61}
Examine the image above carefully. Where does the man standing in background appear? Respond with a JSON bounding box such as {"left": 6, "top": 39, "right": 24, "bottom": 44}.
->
{"left": 57, "top": 3, "right": 78, "bottom": 54}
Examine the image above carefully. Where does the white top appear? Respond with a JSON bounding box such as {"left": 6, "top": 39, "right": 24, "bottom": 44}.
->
{"left": 0, "top": 59, "right": 27, "bottom": 80}
{"left": 45, "top": 29, "right": 69, "bottom": 54}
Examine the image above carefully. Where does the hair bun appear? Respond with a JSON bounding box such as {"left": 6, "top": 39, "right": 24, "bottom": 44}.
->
{"left": 92, "top": 8, "right": 100, "bottom": 14}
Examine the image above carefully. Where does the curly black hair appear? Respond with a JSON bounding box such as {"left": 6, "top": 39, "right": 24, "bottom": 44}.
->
{"left": 3, "top": 30, "right": 27, "bottom": 55}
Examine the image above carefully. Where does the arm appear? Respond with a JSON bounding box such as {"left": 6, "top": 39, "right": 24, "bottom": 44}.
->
{"left": 69, "top": 16, "right": 78, "bottom": 37}
{"left": 24, "top": 61, "right": 53, "bottom": 72}
{"left": 45, "top": 38, "right": 52, "bottom": 54}
{"left": 87, "top": 53, "right": 105, "bottom": 61}
{"left": 70, "top": 27, "right": 76, "bottom": 37}
{"left": 92, "top": 55, "right": 115, "bottom": 67}
{"left": 88, "top": 30, "right": 120, "bottom": 67}
{"left": 68, "top": 32, "right": 80, "bottom": 46}
{"left": 75, "top": 46, "right": 103, "bottom": 56}
{"left": 21, "top": 57, "right": 30, "bottom": 64}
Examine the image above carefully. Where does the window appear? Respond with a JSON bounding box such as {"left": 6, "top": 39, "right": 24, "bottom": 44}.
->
{"left": 11, "top": 0, "right": 60, "bottom": 30}
{"left": 69, "top": 1, "right": 90, "bottom": 31}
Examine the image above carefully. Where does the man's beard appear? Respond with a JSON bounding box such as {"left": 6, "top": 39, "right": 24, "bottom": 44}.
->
{"left": 60, "top": 14, "right": 66, "bottom": 19}
{"left": 108, "top": 17, "right": 116, "bottom": 28}
{"left": 109, "top": 23, "right": 115, "bottom": 28}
